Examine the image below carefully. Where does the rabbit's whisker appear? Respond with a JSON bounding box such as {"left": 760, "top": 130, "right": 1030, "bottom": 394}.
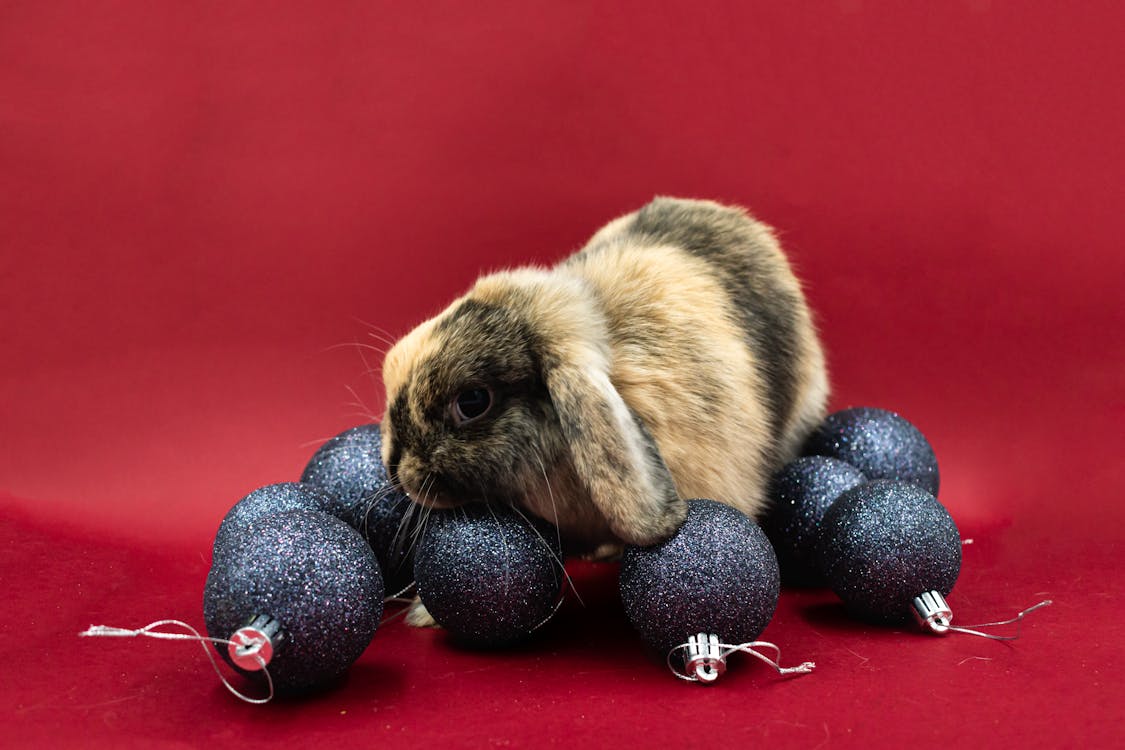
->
{"left": 403, "top": 474, "right": 437, "bottom": 559}
{"left": 349, "top": 338, "right": 387, "bottom": 422}
{"left": 350, "top": 316, "right": 399, "bottom": 351}
{"left": 483, "top": 498, "right": 514, "bottom": 593}
{"left": 361, "top": 482, "right": 403, "bottom": 536}
{"left": 389, "top": 491, "right": 418, "bottom": 559}
{"left": 323, "top": 340, "right": 389, "bottom": 358}
{"left": 508, "top": 501, "right": 580, "bottom": 605}
{"left": 533, "top": 452, "right": 565, "bottom": 556}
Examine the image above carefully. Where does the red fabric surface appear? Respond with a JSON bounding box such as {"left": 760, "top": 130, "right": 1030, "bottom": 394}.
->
{"left": 2, "top": 2, "right": 1122, "bottom": 747}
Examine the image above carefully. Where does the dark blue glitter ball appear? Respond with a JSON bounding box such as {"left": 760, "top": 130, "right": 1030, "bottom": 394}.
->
{"left": 212, "top": 482, "right": 350, "bottom": 559}
{"left": 619, "top": 499, "right": 780, "bottom": 660}
{"left": 803, "top": 407, "right": 940, "bottom": 496}
{"left": 300, "top": 423, "right": 418, "bottom": 595}
{"left": 762, "top": 457, "right": 867, "bottom": 586}
{"left": 817, "top": 480, "right": 961, "bottom": 624}
{"left": 414, "top": 503, "right": 564, "bottom": 648}
{"left": 203, "top": 509, "right": 384, "bottom": 693}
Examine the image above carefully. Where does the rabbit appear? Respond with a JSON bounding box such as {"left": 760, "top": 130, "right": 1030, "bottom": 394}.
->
{"left": 380, "top": 197, "right": 829, "bottom": 626}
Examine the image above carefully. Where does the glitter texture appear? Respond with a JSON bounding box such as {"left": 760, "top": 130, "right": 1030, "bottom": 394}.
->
{"left": 212, "top": 482, "right": 350, "bottom": 557}
{"left": 413, "top": 504, "right": 563, "bottom": 648}
{"left": 802, "top": 407, "right": 940, "bottom": 496}
{"left": 300, "top": 423, "right": 418, "bottom": 594}
{"left": 762, "top": 456, "right": 867, "bottom": 586}
{"left": 204, "top": 509, "right": 384, "bottom": 693}
{"left": 817, "top": 480, "right": 960, "bottom": 624}
{"left": 619, "top": 499, "right": 779, "bottom": 659}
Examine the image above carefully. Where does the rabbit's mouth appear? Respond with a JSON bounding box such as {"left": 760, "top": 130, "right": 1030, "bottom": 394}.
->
{"left": 406, "top": 487, "right": 467, "bottom": 510}
{"left": 400, "top": 471, "right": 479, "bottom": 510}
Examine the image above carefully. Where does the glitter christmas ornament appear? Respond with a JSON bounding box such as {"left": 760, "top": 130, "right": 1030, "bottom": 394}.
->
{"left": 817, "top": 479, "right": 960, "bottom": 624}
{"left": 803, "top": 407, "right": 940, "bottom": 496}
{"left": 300, "top": 423, "right": 386, "bottom": 524}
{"left": 300, "top": 423, "right": 418, "bottom": 594}
{"left": 619, "top": 499, "right": 780, "bottom": 679}
{"left": 212, "top": 482, "right": 350, "bottom": 558}
{"left": 762, "top": 456, "right": 867, "bottom": 586}
{"left": 413, "top": 503, "right": 564, "bottom": 648}
{"left": 204, "top": 509, "right": 384, "bottom": 693}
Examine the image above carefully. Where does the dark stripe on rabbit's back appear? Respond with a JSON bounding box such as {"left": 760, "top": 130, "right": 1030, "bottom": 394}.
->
{"left": 621, "top": 198, "right": 803, "bottom": 438}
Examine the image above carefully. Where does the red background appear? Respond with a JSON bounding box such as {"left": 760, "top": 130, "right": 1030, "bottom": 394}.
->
{"left": 2, "top": 2, "right": 1122, "bottom": 747}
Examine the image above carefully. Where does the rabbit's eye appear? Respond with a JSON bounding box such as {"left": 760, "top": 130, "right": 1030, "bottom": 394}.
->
{"left": 452, "top": 386, "right": 493, "bottom": 425}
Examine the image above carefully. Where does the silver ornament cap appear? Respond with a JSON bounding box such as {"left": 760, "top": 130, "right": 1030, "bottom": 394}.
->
{"left": 683, "top": 633, "right": 727, "bottom": 683}
{"left": 911, "top": 590, "right": 954, "bottom": 634}
{"left": 228, "top": 614, "right": 284, "bottom": 670}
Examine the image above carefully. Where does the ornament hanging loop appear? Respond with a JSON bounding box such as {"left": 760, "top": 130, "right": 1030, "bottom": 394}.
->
{"left": 530, "top": 592, "right": 567, "bottom": 635}
{"left": 668, "top": 636, "right": 815, "bottom": 684}
{"left": 79, "top": 619, "right": 275, "bottom": 704}
{"left": 911, "top": 592, "right": 1052, "bottom": 641}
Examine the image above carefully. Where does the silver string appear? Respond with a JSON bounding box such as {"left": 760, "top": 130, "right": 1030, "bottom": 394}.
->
{"left": 666, "top": 640, "right": 816, "bottom": 683}
{"left": 79, "top": 619, "right": 274, "bottom": 704}
{"left": 530, "top": 593, "right": 567, "bottom": 634}
{"left": 947, "top": 599, "right": 1053, "bottom": 641}
{"left": 385, "top": 581, "right": 417, "bottom": 602}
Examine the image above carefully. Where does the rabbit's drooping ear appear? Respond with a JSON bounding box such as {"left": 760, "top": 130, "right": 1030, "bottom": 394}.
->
{"left": 545, "top": 353, "right": 686, "bottom": 546}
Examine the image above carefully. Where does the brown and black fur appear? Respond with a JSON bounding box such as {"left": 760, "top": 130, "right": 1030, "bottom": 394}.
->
{"left": 381, "top": 198, "right": 828, "bottom": 622}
